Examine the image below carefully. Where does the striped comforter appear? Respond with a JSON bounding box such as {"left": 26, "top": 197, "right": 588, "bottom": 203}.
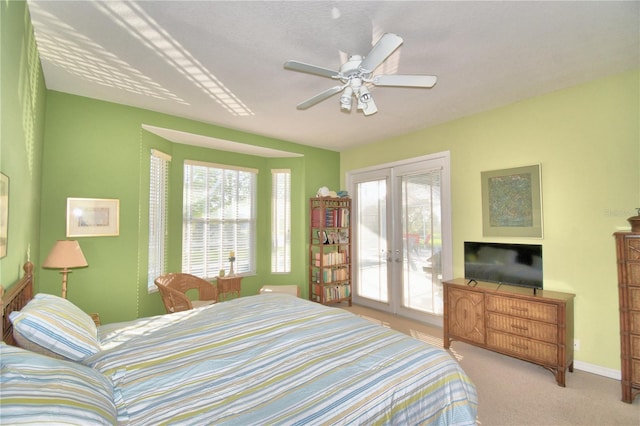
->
{"left": 88, "top": 294, "right": 477, "bottom": 425}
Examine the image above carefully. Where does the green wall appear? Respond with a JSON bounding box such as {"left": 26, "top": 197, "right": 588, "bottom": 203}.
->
{"left": 39, "top": 92, "right": 339, "bottom": 322}
{"left": 340, "top": 70, "right": 640, "bottom": 372}
{"left": 0, "top": 0, "right": 46, "bottom": 289}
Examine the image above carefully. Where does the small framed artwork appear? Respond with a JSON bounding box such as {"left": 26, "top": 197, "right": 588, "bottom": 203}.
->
{"left": 0, "top": 173, "right": 8, "bottom": 258}
{"left": 481, "top": 164, "right": 543, "bottom": 238}
{"left": 328, "top": 232, "right": 339, "bottom": 244}
{"left": 317, "top": 230, "right": 328, "bottom": 244}
{"left": 67, "top": 198, "right": 120, "bottom": 237}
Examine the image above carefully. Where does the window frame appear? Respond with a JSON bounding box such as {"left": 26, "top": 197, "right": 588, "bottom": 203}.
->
{"left": 271, "top": 169, "right": 291, "bottom": 273}
{"left": 147, "top": 149, "right": 171, "bottom": 292}
{"left": 182, "top": 160, "right": 258, "bottom": 280}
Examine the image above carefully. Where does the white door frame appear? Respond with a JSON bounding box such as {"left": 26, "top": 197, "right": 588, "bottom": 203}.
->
{"left": 346, "top": 151, "right": 452, "bottom": 326}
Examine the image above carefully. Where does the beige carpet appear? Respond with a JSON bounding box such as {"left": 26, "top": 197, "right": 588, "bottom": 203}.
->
{"left": 339, "top": 303, "right": 639, "bottom": 425}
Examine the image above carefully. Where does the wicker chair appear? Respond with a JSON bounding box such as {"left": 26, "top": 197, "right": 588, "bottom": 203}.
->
{"left": 155, "top": 273, "right": 218, "bottom": 314}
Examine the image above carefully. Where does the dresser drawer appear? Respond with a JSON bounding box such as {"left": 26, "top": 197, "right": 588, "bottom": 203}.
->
{"left": 486, "top": 294, "right": 558, "bottom": 323}
{"left": 632, "top": 359, "right": 640, "bottom": 385}
{"left": 630, "top": 288, "right": 640, "bottom": 311}
{"left": 626, "top": 238, "right": 640, "bottom": 261}
{"left": 632, "top": 335, "right": 640, "bottom": 360}
{"left": 487, "top": 330, "right": 558, "bottom": 365}
{"left": 629, "top": 263, "right": 640, "bottom": 286}
{"left": 487, "top": 312, "right": 558, "bottom": 343}
{"left": 631, "top": 311, "right": 640, "bottom": 335}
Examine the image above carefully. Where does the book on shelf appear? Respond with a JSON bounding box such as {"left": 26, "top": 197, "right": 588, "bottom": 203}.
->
{"left": 324, "top": 208, "right": 349, "bottom": 228}
{"left": 314, "top": 251, "right": 348, "bottom": 266}
{"left": 313, "top": 268, "right": 349, "bottom": 284}
{"left": 313, "top": 283, "right": 350, "bottom": 302}
{"left": 311, "top": 209, "right": 323, "bottom": 228}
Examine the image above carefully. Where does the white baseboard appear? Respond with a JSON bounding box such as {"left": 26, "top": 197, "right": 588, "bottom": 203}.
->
{"left": 574, "top": 360, "right": 621, "bottom": 380}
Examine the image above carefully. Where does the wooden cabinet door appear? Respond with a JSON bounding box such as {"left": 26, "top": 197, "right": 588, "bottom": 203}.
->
{"left": 448, "top": 287, "right": 485, "bottom": 344}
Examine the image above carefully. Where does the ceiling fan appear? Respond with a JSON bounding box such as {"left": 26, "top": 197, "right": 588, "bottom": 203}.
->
{"left": 284, "top": 33, "right": 437, "bottom": 116}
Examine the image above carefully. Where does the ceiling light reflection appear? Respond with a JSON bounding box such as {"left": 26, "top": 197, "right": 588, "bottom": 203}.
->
{"left": 28, "top": 2, "right": 188, "bottom": 106}
{"left": 96, "top": 1, "right": 253, "bottom": 117}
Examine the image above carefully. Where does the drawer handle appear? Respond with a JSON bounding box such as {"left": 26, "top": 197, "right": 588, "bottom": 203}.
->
{"left": 510, "top": 343, "right": 529, "bottom": 350}
{"left": 511, "top": 324, "right": 529, "bottom": 331}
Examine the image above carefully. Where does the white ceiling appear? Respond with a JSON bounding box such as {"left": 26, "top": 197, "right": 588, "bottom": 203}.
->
{"left": 27, "top": 1, "right": 639, "bottom": 152}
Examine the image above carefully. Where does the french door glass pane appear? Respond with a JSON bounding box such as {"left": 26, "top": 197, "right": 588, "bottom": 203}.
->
{"left": 356, "top": 179, "right": 388, "bottom": 303}
{"left": 400, "top": 170, "right": 443, "bottom": 315}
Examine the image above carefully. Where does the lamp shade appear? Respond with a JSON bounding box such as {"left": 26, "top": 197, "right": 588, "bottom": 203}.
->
{"left": 43, "top": 240, "right": 88, "bottom": 269}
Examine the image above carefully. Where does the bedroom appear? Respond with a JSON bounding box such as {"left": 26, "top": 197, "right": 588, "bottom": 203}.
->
{"left": 1, "top": 0, "right": 638, "bottom": 415}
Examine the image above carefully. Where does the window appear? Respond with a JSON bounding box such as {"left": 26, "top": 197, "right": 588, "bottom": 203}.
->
{"left": 148, "top": 149, "right": 171, "bottom": 291}
{"left": 271, "top": 169, "right": 291, "bottom": 273}
{"left": 182, "top": 160, "right": 257, "bottom": 279}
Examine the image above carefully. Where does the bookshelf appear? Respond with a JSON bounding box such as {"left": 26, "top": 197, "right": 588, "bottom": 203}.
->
{"left": 309, "top": 197, "right": 352, "bottom": 306}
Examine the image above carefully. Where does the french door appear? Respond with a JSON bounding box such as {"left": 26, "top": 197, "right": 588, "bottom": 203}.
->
{"left": 348, "top": 152, "right": 451, "bottom": 325}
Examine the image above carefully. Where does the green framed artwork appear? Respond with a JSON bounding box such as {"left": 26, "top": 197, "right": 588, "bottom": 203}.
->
{"left": 481, "top": 164, "right": 543, "bottom": 238}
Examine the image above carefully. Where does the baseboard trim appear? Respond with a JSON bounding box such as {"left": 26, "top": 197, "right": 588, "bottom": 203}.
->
{"left": 574, "top": 360, "right": 621, "bottom": 380}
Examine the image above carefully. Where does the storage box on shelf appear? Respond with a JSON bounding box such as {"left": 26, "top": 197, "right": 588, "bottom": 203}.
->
{"left": 309, "top": 197, "right": 352, "bottom": 306}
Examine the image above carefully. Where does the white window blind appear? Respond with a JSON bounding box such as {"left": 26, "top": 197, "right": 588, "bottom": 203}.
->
{"left": 182, "top": 160, "right": 257, "bottom": 279}
{"left": 271, "top": 169, "right": 291, "bottom": 273}
{"left": 148, "top": 149, "right": 171, "bottom": 291}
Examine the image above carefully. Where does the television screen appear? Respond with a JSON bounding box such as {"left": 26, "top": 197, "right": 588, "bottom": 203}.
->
{"left": 464, "top": 242, "right": 543, "bottom": 289}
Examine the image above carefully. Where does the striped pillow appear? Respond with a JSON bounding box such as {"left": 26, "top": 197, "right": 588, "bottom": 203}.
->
{"left": 9, "top": 293, "right": 100, "bottom": 361}
{"left": 0, "top": 343, "right": 116, "bottom": 424}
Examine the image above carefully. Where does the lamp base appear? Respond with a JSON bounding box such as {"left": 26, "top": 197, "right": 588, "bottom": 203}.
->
{"left": 60, "top": 268, "right": 71, "bottom": 299}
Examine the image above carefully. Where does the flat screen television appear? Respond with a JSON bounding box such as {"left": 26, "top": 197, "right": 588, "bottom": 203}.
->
{"left": 464, "top": 241, "right": 543, "bottom": 290}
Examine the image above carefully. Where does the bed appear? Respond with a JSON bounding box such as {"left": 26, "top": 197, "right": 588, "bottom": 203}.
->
{"left": 1, "top": 263, "right": 477, "bottom": 425}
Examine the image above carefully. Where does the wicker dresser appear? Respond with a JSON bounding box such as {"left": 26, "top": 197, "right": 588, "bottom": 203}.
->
{"left": 614, "top": 231, "right": 640, "bottom": 403}
{"left": 444, "top": 279, "right": 575, "bottom": 387}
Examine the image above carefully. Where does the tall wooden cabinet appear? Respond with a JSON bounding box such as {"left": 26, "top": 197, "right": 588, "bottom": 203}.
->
{"left": 309, "top": 197, "right": 352, "bottom": 306}
{"left": 614, "top": 231, "right": 640, "bottom": 403}
{"left": 443, "top": 279, "right": 575, "bottom": 387}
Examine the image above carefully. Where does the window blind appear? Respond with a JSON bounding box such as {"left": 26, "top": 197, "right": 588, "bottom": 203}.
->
{"left": 182, "top": 161, "right": 257, "bottom": 279}
{"left": 148, "top": 149, "right": 171, "bottom": 291}
{"left": 271, "top": 169, "right": 291, "bottom": 273}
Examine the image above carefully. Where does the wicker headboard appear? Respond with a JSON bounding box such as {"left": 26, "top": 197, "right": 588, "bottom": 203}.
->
{"left": 1, "top": 262, "right": 34, "bottom": 345}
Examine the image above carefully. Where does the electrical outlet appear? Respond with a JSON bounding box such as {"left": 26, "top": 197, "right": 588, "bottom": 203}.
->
{"left": 574, "top": 339, "right": 580, "bottom": 351}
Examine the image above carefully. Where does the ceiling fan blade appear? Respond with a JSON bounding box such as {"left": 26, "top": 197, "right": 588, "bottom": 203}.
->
{"left": 284, "top": 60, "right": 340, "bottom": 79}
{"left": 359, "top": 33, "right": 403, "bottom": 74}
{"left": 296, "top": 85, "right": 344, "bottom": 110}
{"left": 372, "top": 74, "right": 437, "bottom": 88}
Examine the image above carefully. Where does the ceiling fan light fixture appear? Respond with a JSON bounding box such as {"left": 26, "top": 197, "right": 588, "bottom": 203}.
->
{"left": 285, "top": 33, "right": 436, "bottom": 116}
{"left": 340, "top": 86, "right": 353, "bottom": 111}
{"left": 357, "top": 87, "right": 377, "bottom": 116}
{"left": 358, "top": 86, "right": 372, "bottom": 103}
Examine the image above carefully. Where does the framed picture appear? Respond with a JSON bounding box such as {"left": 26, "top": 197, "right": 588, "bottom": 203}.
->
{"left": 67, "top": 198, "right": 120, "bottom": 237}
{"left": 317, "top": 230, "right": 328, "bottom": 244}
{"left": 481, "top": 164, "right": 543, "bottom": 238}
{"left": 0, "top": 173, "right": 8, "bottom": 258}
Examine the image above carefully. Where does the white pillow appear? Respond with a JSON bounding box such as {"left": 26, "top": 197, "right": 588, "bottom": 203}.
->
{"left": 0, "top": 342, "right": 116, "bottom": 425}
{"left": 9, "top": 293, "right": 100, "bottom": 361}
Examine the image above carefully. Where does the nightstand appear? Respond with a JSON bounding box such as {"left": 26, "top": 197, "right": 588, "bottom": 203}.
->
{"left": 217, "top": 276, "right": 242, "bottom": 301}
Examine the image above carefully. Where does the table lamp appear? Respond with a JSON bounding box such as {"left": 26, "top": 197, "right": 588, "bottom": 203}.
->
{"left": 42, "top": 240, "right": 88, "bottom": 298}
